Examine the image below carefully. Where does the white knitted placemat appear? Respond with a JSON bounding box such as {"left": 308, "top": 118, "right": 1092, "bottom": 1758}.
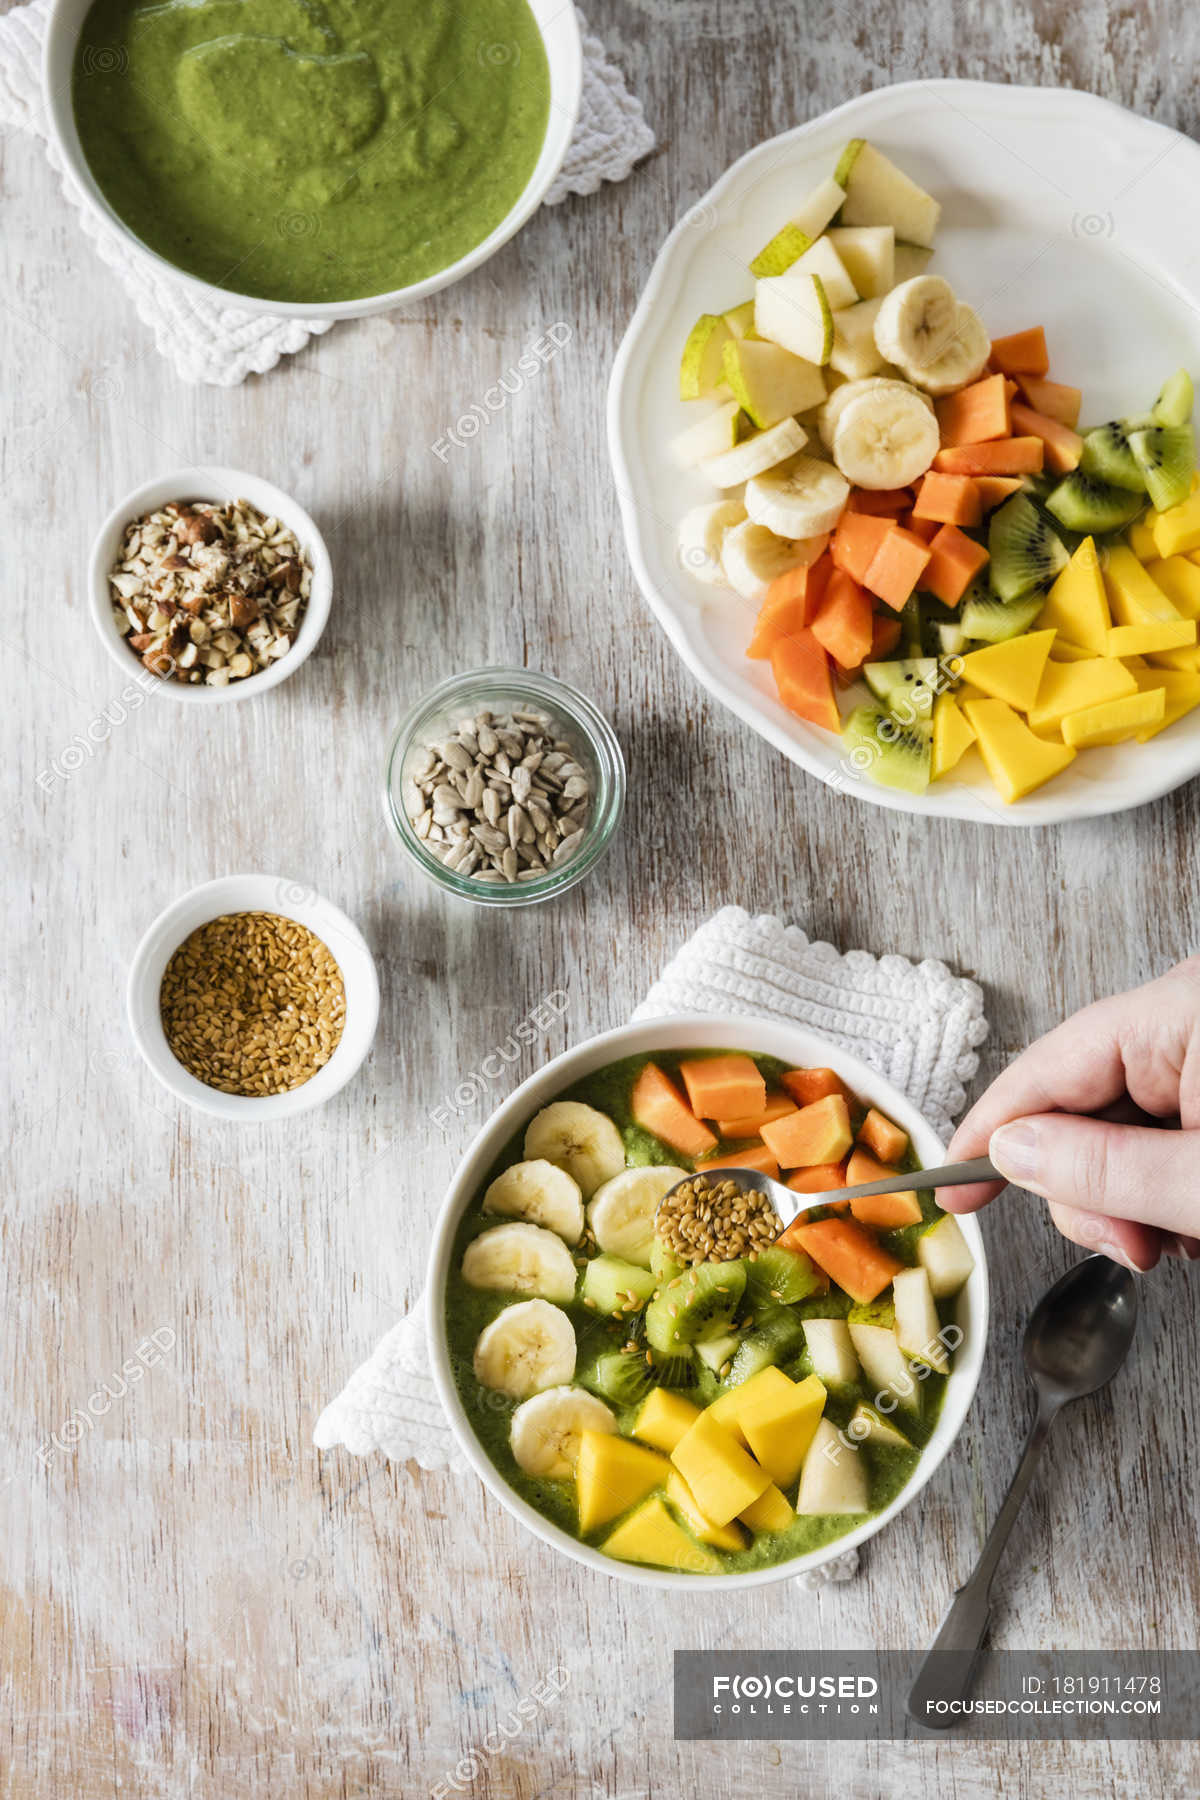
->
{"left": 0, "top": 0, "right": 653, "bottom": 385}
{"left": 314, "top": 907, "right": 988, "bottom": 1585}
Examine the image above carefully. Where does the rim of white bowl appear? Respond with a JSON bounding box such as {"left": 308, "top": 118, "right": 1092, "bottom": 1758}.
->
{"left": 43, "top": 0, "right": 583, "bottom": 319}
{"left": 426, "top": 1013, "right": 990, "bottom": 1590}
{"left": 88, "top": 467, "right": 333, "bottom": 706}
{"left": 126, "top": 875, "right": 380, "bottom": 1119}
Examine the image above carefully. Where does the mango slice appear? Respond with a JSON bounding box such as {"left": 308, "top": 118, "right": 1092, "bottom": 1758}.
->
{"left": 670, "top": 1410, "right": 771, "bottom": 1527}
{"left": 576, "top": 1430, "right": 671, "bottom": 1534}
{"left": 1060, "top": 689, "right": 1166, "bottom": 747}
{"left": 959, "top": 630, "right": 1056, "bottom": 712}
{"left": 602, "top": 1496, "right": 721, "bottom": 1573}
{"left": 1027, "top": 657, "right": 1137, "bottom": 730}
{"left": 1037, "top": 536, "right": 1111, "bottom": 652}
{"left": 962, "top": 696, "right": 1076, "bottom": 802}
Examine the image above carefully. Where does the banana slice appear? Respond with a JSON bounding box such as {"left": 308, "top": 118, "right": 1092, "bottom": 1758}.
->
{"left": 588, "top": 1164, "right": 689, "bottom": 1267}
{"left": 461, "top": 1222, "right": 579, "bottom": 1303}
{"left": 483, "top": 1160, "right": 585, "bottom": 1244}
{"left": 677, "top": 496, "right": 746, "bottom": 586}
{"left": 698, "top": 415, "right": 807, "bottom": 490}
{"left": 873, "top": 275, "right": 959, "bottom": 371}
{"left": 901, "top": 302, "right": 990, "bottom": 395}
{"left": 473, "top": 1298, "right": 577, "bottom": 1398}
{"left": 524, "top": 1102, "right": 626, "bottom": 1199}
{"left": 720, "top": 519, "right": 817, "bottom": 603}
{"left": 509, "top": 1384, "right": 617, "bottom": 1477}
{"left": 832, "top": 383, "right": 941, "bottom": 490}
{"left": 818, "top": 375, "right": 933, "bottom": 450}
{"left": 745, "top": 454, "right": 850, "bottom": 538}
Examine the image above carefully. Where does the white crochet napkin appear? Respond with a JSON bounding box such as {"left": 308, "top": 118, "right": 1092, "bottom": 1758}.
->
{"left": 0, "top": 0, "right": 653, "bottom": 385}
{"left": 315, "top": 907, "right": 988, "bottom": 1584}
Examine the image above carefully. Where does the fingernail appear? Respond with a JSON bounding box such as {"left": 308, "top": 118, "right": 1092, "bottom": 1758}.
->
{"left": 989, "top": 1121, "right": 1042, "bottom": 1189}
{"left": 1097, "top": 1241, "right": 1148, "bottom": 1274}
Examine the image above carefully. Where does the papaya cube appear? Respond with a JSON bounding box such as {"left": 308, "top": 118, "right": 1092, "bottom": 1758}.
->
{"left": 632, "top": 1388, "right": 701, "bottom": 1454}
{"left": 739, "top": 1372, "right": 827, "bottom": 1489}
{"left": 665, "top": 1469, "right": 748, "bottom": 1551}
{"left": 679, "top": 1053, "right": 766, "bottom": 1121}
{"left": 862, "top": 525, "right": 932, "bottom": 611}
{"left": 576, "top": 1431, "right": 671, "bottom": 1533}
{"left": 858, "top": 1108, "right": 909, "bottom": 1164}
{"left": 831, "top": 510, "right": 893, "bottom": 584}
{"left": 602, "top": 1496, "right": 721, "bottom": 1573}
{"left": 988, "top": 326, "right": 1049, "bottom": 377}
{"left": 739, "top": 1482, "right": 796, "bottom": 1533}
{"left": 630, "top": 1062, "right": 718, "bottom": 1158}
{"left": 699, "top": 1145, "right": 781, "bottom": 1179}
{"left": 911, "top": 471, "right": 982, "bottom": 526}
{"left": 921, "top": 524, "right": 990, "bottom": 607}
{"left": 780, "top": 1067, "right": 849, "bottom": 1106}
{"left": 784, "top": 1217, "right": 903, "bottom": 1304}
{"left": 761, "top": 1093, "right": 853, "bottom": 1168}
{"left": 844, "top": 1148, "right": 922, "bottom": 1228}
{"left": 670, "top": 1410, "right": 771, "bottom": 1526}
{"left": 712, "top": 1091, "right": 797, "bottom": 1140}
{"left": 786, "top": 1160, "right": 849, "bottom": 1194}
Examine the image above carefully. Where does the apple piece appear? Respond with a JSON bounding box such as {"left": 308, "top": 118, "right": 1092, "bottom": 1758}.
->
{"left": 915, "top": 1214, "right": 976, "bottom": 1298}
{"left": 795, "top": 1417, "right": 870, "bottom": 1515}
{"left": 893, "top": 1267, "right": 949, "bottom": 1372}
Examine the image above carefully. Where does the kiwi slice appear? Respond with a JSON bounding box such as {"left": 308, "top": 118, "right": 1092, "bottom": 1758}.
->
{"left": 644, "top": 1260, "right": 746, "bottom": 1353}
{"left": 1079, "top": 420, "right": 1149, "bottom": 491}
{"left": 1128, "top": 424, "right": 1195, "bottom": 513}
{"left": 898, "top": 593, "right": 923, "bottom": 658}
{"left": 579, "top": 1254, "right": 657, "bottom": 1317}
{"left": 580, "top": 1349, "right": 655, "bottom": 1407}
{"left": 863, "top": 657, "right": 939, "bottom": 719}
{"left": 727, "top": 1306, "right": 806, "bottom": 1385}
{"left": 745, "top": 1246, "right": 825, "bottom": 1307}
{"left": 841, "top": 705, "right": 931, "bottom": 795}
{"left": 1152, "top": 368, "right": 1195, "bottom": 429}
{"left": 988, "top": 493, "right": 1069, "bottom": 601}
{"left": 1045, "top": 471, "right": 1147, "bottom": 535}
{"left": 649, "top": 1240, "right": 684, "bottom": 1283}
{"left": 958, "top": 584, "right": 1045, "bottom": 644}
{"left": 648, "top": 1349, "right": 698, "bottom": 1390}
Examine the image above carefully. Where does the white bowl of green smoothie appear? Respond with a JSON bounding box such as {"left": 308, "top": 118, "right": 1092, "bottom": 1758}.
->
{"left": 428, "top": 1015, "right": 989, "bottom": 1591}
{"left": 45, "top": 0, "right": 581, "bottom": 316}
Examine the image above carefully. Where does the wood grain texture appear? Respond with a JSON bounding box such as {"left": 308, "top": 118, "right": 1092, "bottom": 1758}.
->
{"left": 3, "top": 0, "right": 1200, "bottom": 1793}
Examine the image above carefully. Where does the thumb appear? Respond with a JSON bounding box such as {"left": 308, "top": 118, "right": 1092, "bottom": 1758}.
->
{"left": 989, "top": 1115, "right": 1200, "bottom": 1235}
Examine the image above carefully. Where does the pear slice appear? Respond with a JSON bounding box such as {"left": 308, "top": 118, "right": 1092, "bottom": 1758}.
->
{"left": 834, "top": 140, "right": 940, "bottom": 248}
{"left": 749, "top": 175, "right": 845, "bottom": 277}
{"left": 754, "top": 273, "right": 834, "bottom": 366}
{"left": 787, "top": 237, "right": 859, "bottom": 310}
{"left": 679, "top": 313, "right": 734, "bottom": 400}
{"left": 826, "top": 226, "right": 895, "bottom": 298}
{"left": 723, "top": 299, "right": 758, "bottom": 340}
{"left": 670, "top": 398, "right": 744, "bottom": 468}
{"left": 722, "top": 338, "right": 826, "bottom": 430}
{"left": 829, "top": 298, "right": 886, "bottom": 380}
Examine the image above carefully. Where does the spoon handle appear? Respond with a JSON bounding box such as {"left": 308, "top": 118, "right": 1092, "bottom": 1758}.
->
{"left": 907, "top": 1402, "right": 1057, "bottom": 1729}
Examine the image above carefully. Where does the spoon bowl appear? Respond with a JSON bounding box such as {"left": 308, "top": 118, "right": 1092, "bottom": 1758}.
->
{"left": 655, "top": 1155, "right": 1000, "bottom": 1238}
{"left": 1023, "top": 1253, "right": 1139, "bottom": 1403}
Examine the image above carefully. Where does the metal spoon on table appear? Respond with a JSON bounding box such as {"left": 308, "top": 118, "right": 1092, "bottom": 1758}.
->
{"left": 657, "top": 1155, "right": 1000, "bottom": 1236}
{"left": 907, "top": 1254, "right": 1138, "bottom": 1728}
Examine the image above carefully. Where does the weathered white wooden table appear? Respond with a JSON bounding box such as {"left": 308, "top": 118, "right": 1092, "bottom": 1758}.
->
{"left": 4, "top": 1, "right": 1200, "bottom": 1793}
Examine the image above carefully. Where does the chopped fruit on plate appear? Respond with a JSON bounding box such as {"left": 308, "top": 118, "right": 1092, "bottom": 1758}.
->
{"left": 667, "top": 148, "right": 1197, "bottom": 802}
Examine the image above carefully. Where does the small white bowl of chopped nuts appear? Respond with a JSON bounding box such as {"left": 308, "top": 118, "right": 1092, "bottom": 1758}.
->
{"left": 89, "top": 468, "right": 332, "bottom": 704}
{"left": 127, "top": 874, "right": 379, "bottom": 1119}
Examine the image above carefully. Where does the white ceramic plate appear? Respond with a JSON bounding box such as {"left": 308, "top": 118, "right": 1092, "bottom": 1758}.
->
{"left": 608, "top": 80, "right": 1200, "bottom": 826}
{"left": 428, "top": 1015, "right": 988, "bottom": 1591}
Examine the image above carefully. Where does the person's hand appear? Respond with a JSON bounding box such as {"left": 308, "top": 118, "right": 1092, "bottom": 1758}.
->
{"left": 941, "top": 959, "right": 1200, "bottom": 1271}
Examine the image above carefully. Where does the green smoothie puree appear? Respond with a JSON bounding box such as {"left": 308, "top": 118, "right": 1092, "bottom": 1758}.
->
{"left": 71, "top": 0, "right": 551, "bottom": 302}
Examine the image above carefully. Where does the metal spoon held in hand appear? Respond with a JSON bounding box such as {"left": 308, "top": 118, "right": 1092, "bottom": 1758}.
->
{"left": 657, "top": 1156, "right": 1000, "bottom": 1236}
{"left": 907, "top": 1255, "right": 1138, "bottom": 1728}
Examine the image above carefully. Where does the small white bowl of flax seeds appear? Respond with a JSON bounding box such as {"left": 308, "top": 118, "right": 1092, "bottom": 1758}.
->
{"left": 126, "top": 875, "right": 379, "bottom": 1119}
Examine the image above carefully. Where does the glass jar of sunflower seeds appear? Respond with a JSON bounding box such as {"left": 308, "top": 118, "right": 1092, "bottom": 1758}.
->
{"left": 384, "top": 668, "right": 626, "bottom": 906}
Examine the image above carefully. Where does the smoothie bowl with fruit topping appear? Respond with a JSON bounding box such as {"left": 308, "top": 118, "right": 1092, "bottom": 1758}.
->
{"left": 429, "top": 1017, "right": 988, "bottom": 1588}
